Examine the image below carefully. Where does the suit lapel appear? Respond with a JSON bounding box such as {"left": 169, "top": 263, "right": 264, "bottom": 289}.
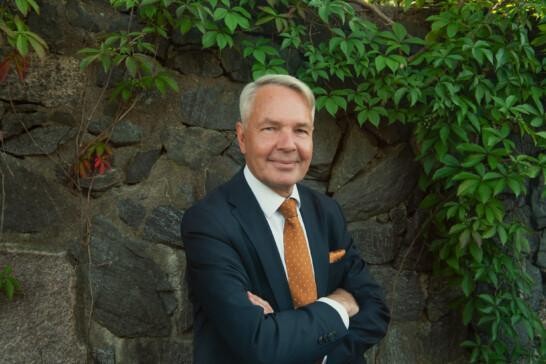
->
{"left": 299, "top": 187, "right": 329, "bottom": 298}
{"left": 227, "top": 171, "right": 293, "bottom": 310}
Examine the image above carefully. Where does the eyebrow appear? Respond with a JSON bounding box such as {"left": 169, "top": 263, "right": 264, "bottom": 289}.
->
{"left": 259, "top": 118, "right": 313, "bottom": 129}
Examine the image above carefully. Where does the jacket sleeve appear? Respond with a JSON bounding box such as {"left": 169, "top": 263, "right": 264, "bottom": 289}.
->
{"left": 182, "top": 204, "right": 349, "bottom": 364}
{"left": 325, "top": 201, "right": 390, "bottom": 363}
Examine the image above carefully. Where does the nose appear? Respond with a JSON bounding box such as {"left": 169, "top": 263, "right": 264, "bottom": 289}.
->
{"left": 277, "top": 128, "right": 296, "bottom": 151}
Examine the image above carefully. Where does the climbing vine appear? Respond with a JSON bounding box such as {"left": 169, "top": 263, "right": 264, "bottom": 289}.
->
{"left": 80, "top": 0, "right": 546, "bottom": 362}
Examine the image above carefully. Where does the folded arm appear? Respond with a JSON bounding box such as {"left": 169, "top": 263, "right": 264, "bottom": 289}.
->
{"left": 182, "top": 206, "right": 349, "bottom": 364}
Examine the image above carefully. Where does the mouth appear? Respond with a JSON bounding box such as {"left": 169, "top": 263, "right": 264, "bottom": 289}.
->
{"left": 269, "top": 160, "right": 299, "bottom": 168}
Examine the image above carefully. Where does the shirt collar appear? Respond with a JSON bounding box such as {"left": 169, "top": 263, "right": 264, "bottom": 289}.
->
{"left": 243, "top": 165, "right": 301, "bottom": 218}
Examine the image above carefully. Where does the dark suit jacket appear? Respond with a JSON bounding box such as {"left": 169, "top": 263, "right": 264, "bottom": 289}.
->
{"left": 181, "top": 170, "right": 389, "bottom": 364}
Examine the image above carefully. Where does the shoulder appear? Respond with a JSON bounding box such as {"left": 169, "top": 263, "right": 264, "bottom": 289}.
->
{"left": 298, "top": 183, "right": 344, "bottom": 220}
{"left": 181, "top": 181, "right": 232, "bottom": 232}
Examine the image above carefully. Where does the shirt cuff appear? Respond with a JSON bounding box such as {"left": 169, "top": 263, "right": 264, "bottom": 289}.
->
{"left": 317, "top": 297, "right": 349, "bottom": 328}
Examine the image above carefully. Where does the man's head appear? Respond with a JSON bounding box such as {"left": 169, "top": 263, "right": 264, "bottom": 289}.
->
{"left": 236, "top": 74, "right": 315, "bottom": 197}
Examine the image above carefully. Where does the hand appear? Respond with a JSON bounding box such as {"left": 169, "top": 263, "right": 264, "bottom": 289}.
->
{"left": 327, "top": 288, "right": 359, "bottom": 317}
{"left": 247, "top": 291, "right": 274, "bottom": 315}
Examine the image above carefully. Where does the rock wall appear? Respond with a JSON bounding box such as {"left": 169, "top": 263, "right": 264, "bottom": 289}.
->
{"left": 0, "top": 1, "right": 544, "bottom": 363}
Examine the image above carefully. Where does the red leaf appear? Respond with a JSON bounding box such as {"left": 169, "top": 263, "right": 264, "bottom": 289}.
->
{"left": 14, "top": 55, "right": 29, "bottom": 81}
{"left": 0, "top": 59, "right": 12, "bottom": 83}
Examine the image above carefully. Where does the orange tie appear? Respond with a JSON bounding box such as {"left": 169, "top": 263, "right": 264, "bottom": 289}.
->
{"left": 278, "top": 198, "right": 317, "bottom": 308}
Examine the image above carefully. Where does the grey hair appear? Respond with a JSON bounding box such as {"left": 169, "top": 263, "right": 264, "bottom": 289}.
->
{"left": 239, "top": 74, "right": 315, "bottom": 125}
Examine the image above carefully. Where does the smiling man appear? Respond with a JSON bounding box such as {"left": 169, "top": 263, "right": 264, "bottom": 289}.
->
{"left": 181, "top": 74, "right": 389, "bottom": 364}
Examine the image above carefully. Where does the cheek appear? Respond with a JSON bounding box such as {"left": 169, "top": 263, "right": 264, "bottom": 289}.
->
{"left": 299, "top": 141, "right": 313, "bottom": 161}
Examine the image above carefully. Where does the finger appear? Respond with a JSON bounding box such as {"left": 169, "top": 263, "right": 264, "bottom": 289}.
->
{"left": 247, "top": 292, "right": 274, "bottom": 314}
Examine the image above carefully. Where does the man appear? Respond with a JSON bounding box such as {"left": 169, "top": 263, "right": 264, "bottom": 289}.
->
{"left": 181, "top": 74, "right": 389, "bottom": 364}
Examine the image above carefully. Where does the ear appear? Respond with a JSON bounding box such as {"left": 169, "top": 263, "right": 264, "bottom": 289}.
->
{"left": 235, "top": 121, "right": 246, "bottom": 155}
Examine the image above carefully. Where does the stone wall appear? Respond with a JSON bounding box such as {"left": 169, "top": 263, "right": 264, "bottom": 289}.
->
{"left": 0, "top": 1, "right": 544, "bottom": 363}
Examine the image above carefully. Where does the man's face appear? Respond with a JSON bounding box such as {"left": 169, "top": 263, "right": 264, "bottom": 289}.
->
{"left": 236, "top": 84, "right": 314, "bottom": 197}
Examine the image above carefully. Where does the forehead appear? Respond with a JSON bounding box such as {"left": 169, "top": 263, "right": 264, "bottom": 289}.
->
{"left": 250, "top": 84, "right": 312, "bottom": 124}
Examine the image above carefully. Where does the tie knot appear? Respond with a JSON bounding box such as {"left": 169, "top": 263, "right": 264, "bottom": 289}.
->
{"left": 278, "top": 198, "right": 298, "bottom": 218}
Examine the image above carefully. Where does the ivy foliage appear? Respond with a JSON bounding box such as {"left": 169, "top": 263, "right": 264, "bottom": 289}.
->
{"left": 82, "top": 0, "right": 546, "bottom": 362}
{"left": 0, "top": 0, "right": 48, "bottom": 81}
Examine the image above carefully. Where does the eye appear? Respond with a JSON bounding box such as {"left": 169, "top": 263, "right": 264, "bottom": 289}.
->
{"left": 262, "top": 126, "right": 276, "bottom": 132}
{"left": 295, "top": 128, "right": 309, "bottom": 135}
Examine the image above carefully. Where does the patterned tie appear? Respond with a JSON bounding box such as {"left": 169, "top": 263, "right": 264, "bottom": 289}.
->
{"left": 278, "top": 198, "right": 317, "bottom": 308}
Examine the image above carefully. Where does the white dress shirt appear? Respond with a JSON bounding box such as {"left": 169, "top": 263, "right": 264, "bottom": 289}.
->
{"left": 243, "top": 166, "right": 350, "bottom": 330}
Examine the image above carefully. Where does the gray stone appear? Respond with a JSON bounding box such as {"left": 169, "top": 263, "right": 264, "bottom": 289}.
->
{"left": 512, "top": 133, "right": 542, "bottom": 156}
{"left": 2, "top": 126, "right": 75, "bottom": 156}
{"left": 205, "top": 156, "right": 240, "bottom": 194}
{"left": 79, "top": 168, "right": 123, "bottom": 193}
{"left": 364, "top": 119, "right": 412, "bottom": 145}
{"left": 389, "top": 204, "right": 408, "bottom": 236}
{"left": 301, "top": 178, "right": 328, "bottom": 194}
{"left": 93, "top": 347, "right": 116, "bottom": 364}
{"left": 65, "top": 0, "right": 128, "bottom": 33}
{"left": 0, "top": 55, "right": 84, "bottom": 108}
{"left": 123, "top": 338, "right": 193, "bottom": 364}
{"left": 375, "top": 320, "right": 428, "bottom": 364}
{"left": 50, "top": 110, "right": 78, "bottom": 127}
{"left": 427, "top": 277, "right": 462, "bottom": 321}
{"left": 531, "top": 181, "right": 546, "bottom": 229}
{"left": 27, "top": 1, "right": 66, "bottom": 50}
{"left": 328, "top": 121, "right": 378, "bottom": 193}
{"left": 348, "top": 219, "right": 400, "bottom": 264}
{"left": 66, "top": 0, "right": 100, "bottom": 32}
{"left": 219, "top": 41, "right": 253, "bottom": 82}
{"left": 224, "top": 137, "right": 245, "bottom": 165}
{"left": 179, "top": 265, "right": 194, "bottom": 332}
{"left": 89, "top": 216, "right": 173, "bottom": 337}
{"left": 142, "top": 157, "right": 199, "bottom": 209}
{"left": 334, "top": 144, "right": 419, "bottom": 222}
{"left": 308, "top": 112, "right": 342, "bottom": 180}
{"left": 162, "top": 126, "right": 230, "bottom": 168}
{"left": 1, "top": 111, "right": 47, "bottom": 138}
{"left": 143, "top": 205, "right": 185, "bottom": 247}
{"left": 88, "top": 117, "right": 143, "bottom": 146}
{"left": 0, "top": 250, "right": 87, "bottom": 363}
{"left": 118, "top": 199, "right": 146, "bottom": 228}
{"left": 179, "top": 78, "right": 243, "bottom": 130}
{"left": 368, "top": 265, "right": 426, "bottom": 321}
{"left": 427, "top": 312, "right": 469, "bottom": 363}
{"left": 126, "top": 149, "right": 162, "bottom": 184}
{"left": 169, "top": 49, "right": 223, "bottom": 77}
{"left": 525, "top": 263, "right": 543, "bottom": 311}
{"left": 0, "top": 154, "right": 62, "bottom": 233}
{"left": 537, "top": 231, "right": 546, "bottom": 269}
{"left": 393, "top": 240, "right": 434, "bottom": 273}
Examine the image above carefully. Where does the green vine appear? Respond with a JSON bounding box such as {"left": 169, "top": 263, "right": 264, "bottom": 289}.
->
{"left": 80, "top": 0, "right": 546, "bottom": 362}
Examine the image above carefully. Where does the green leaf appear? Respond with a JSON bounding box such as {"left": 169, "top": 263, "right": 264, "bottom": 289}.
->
{"left": 5, "top": 279, "right": 14, "bottom": 300}
{"left": 202, "top": 31, "right": 217, "bottom": 48}
{"left": 224, "top": 13, "right": 238, "bottom": 33}
{"left": 497, "top": 225, "right": 508, "bottom": 245}
{"left": 469, "top": 242, "right": 483, "bottom": 263}
{"left": 374, "top": 55, "right": 386, "bottom": 72}
{"left": 16, "top": 34, "right": 29, "bottom": 56}
{"left": 392, "top": 22, "right": 407, "bottom": 40}
{"left": 432, "top": 166, "right": 456, "bottom": 181}
{"left": 125, "top": 57, "right": 138, "bottom": 77}
{"left": 463, "top": 301, "right": 474, "bottom": 325}
{"left": 15, "top": 0, "right": 30, "bottom": 16}
{"left": 462, "top": 271, "right": 474, "bottom": 296}
{"left": 457, "top": 179, "right": 479, "bottom": 196}
{"left": 446, "top": 23, "right": 458, "bottom": 38}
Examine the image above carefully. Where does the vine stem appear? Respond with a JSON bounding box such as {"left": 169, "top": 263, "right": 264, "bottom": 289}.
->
{"left": 350, "top": 0, "right": 394, "bottom": 25}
